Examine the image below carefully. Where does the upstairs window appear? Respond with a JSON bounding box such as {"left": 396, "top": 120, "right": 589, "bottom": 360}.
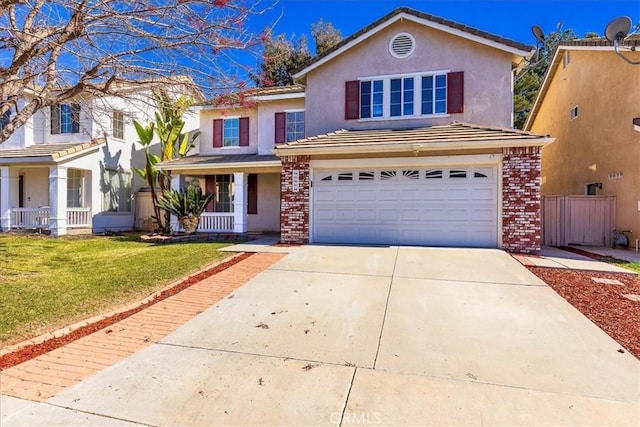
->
{"left": 275, "top": 111, "right": 305, "bottom": 144}
{"left": 223, "top": 118, "right": 239, "bottom": 147}
{"left": 360, "top": 79, "right": 384, "bottom": 118}
{"left": 421, "top": 75, "right": 447, "bottom": 115}
{"left": 213, "top": 117, "right": 249, "bottom": 148}
{"left": 570, "top": 106, "right": 579, "bottom": 121}
{"left": 112, "top": 110, "right": 124, "bottom": 139}
{"left": 0, "top": 105, "right": 11, "bottom": 130}
{"left": 345, "top": 71, "right": 463, "bottom": 120}
{"left": 390, "top": 77, "right": 414, "bottom": 117}
{"left": 51, "top": 103, "right": 80, "bottom": 134}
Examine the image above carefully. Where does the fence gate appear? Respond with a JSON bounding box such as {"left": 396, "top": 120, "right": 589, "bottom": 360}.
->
{"left": 542, "top": 195, "right": 616, "bottom": 247}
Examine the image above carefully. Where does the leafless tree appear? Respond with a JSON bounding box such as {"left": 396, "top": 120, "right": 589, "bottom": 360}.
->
{"left": 0, "top": 0, "right": 271, "bottom": 144}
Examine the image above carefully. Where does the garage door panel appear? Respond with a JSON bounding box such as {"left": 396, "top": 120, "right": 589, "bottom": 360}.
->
{"left": 356, "top": 189, "right": 377, "bottom": 202}
{"left": 315, "top": 208, "right": 335, "bottom": 221}
{"left": 312, "top": 165, "right": 498, "bottom": 247}
{"left": 356, "top": 208, "right": 377, "bottom": 221}
{"left": 336, "top": 190, "right": 355, "bottom": 201}
{"left": 314, "top": 189, "right": 335, "bottom": 202}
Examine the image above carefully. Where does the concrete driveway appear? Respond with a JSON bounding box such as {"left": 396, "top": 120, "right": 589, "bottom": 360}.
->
{"left": 4, "top": 246, "right": 639, "bottom": 426}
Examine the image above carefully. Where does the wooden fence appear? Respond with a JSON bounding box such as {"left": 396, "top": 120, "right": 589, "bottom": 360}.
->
{"left": 542, "top": 195, "right": 616, "bottom": 247}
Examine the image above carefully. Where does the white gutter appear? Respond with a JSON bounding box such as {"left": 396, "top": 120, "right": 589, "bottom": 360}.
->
{"left": 156, "top": 160, "right": 281, "bottom": 171}
{"left": 273, "top": 137, "right": 554, "bottom": 157}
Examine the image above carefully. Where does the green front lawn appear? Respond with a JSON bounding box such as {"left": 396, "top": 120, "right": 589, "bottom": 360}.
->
{"left": 0, "top": 233, "right": 230, "bottom": 345}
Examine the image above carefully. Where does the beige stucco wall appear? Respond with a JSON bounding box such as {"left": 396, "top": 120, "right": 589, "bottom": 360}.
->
{"left": 530, "top": 49, "right": 640, "bottom": 244}
{"left": 257, "top": 98, "right": 305, "bottom": 154}
{"left": 247, "top": 172, "right": 280, "bottom": 232}
{"left": 198, "top": 107, "right": 258, "bottom": 156}
{"left": 303, "top": 19, "right": 515, "bottom": 136}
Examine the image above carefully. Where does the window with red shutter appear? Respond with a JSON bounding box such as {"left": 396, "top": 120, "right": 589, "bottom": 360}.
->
{"left": 446, "top": 71, "right": 464, "bottom": 114}
{"left": 239, "top": 117, "right": 249, "bottom": 146}
{"left": 274, "top": 112, "right": 285, "bottom": 144}
{"left": 213, "top": 119, "right": 223, "bottom": 147}
{"left": 345, "top": 80, "right": 360, "bottom": 120}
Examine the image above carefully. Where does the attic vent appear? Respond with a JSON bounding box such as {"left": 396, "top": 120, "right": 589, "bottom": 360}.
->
{"left": 389, "top": 33, "right": 415, "bottom": 58}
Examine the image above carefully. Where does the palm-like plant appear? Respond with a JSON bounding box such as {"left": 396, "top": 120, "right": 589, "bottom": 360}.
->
{"left": 157, "top": 182, "right": 214, "bottom": 234}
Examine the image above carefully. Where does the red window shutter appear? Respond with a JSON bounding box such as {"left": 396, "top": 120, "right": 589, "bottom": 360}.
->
{"left": 213, "top": 119, "right": 223, "bottom": 147}
{"left": 447, "top": 71, "right": 464, "bottom": 114}
{"left": 239, "top": 117, "right": 250, "bottom": 146}
{"left": 344, "top": 80, "right": 360, "bottom": 120}
{"left": 247, "top": 174, "right": 258, "bottom": 214}
{"left": 274, "top": 112, "right": 286, "bottom": 144}
{"left": 205, "top": 175, "right": 216, "bottom": 212}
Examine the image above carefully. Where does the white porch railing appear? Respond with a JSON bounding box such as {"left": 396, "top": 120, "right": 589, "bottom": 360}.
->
{"left": 198, "top": 212, "right": 234, "bottom": 232}
{"left": 10, "top": 208, "right": 50, "bottom": 228}
{"left": 67, "top": 208, "right": 91, "bottom": 228}
{"left": 9, "top": 207, "right": 91, "bottom": 229}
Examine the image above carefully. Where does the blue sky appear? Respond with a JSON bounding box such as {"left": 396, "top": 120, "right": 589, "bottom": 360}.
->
{"left": 250, "top": 0, "right": 640, "bottom": 50}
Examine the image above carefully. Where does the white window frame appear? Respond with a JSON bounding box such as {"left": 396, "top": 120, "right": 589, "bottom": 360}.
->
{"left": 357, "top": 70, "right": 450, "bottom": 121}
{"left": 222, "top": 116, "right": 240, "bottom": 148}
{"left": 112, "top": 110, "right": 125, "bottom": 140}
{"left": 67, "top": 169, "right": 83, "bottom": 208}
{"left": 570, "top": 105, "right": 579, "bottom": 121}
{"left": 284, "top": 109, "right": 305, "bottom": 142}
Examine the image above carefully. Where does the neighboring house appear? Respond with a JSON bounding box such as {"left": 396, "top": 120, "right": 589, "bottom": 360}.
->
{"left": 0, "top": 82, "right": 200, "bottom": 236}
{"left": 525, "top": 37, "right": 640, "bottom": 247}
{"left": 159, "top": 7, "right": 553, "bottom": 254}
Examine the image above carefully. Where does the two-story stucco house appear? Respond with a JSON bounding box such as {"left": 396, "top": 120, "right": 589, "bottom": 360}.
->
{"left": 160, "top": 7, "right": 553, "bottom": 254}
{"left": 525, "top": 37, "right": 640, "bottom": 248}
{"left": 0, "top": 83, "right": 199, "bottom": 236}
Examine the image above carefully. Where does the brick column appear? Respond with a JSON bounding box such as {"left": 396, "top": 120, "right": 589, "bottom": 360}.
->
{"left": 280, "top": 155, "right": 310, "bottom": 244}
{"left": 502, "top": 146, "right": 541, "bottom": 254}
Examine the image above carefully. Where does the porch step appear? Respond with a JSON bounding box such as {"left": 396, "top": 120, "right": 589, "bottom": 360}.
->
{"left": 139, "top": 232, "right": 249, "bottom": 245}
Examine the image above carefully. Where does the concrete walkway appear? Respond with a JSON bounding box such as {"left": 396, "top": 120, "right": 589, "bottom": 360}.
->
{"left": 0, "top": 252, "right": 284, "bottom": 402}
{"left": 514, "top": 245, "right": 638, "bottom": 274}
{"left": 3, "top": 246, "right": 638, "bottom": 426}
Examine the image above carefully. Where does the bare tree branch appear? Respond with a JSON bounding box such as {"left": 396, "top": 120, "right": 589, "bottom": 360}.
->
{"left": 0, "top": 0, "right": 273, "bottom": 144}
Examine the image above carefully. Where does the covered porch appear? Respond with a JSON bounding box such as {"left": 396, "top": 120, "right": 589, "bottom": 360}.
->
{"left": 0, "top": 142, "right": 103, "bottom": 235}
{"left": 158, "top": 154, "right": 281, "bottom": 234}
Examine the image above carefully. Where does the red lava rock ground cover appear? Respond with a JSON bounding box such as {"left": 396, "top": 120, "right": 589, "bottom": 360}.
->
{"left": 527, "top": 266, "right": 640, "bottom": 360}
{"left": 0, "top": 252, "right": 252, "bottom": 370}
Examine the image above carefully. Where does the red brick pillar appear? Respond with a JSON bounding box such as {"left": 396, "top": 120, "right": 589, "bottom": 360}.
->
{"left": 502, "top": 146, "right": 542, "bottom": 254}
{"left": 280, "top": 155, "right": 310, "bottom": 244}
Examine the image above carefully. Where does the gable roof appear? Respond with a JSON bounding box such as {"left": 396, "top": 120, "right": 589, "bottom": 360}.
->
{"left": 293, "top": 7, "right": 532, "bottom": 80}
{"left": 0, "top": 141, "right": 104, "bottom": 165}
{"left": 524, "top": 36, "right": 640, "bottom": 130}
{"left": 274, "top": 122, "right": 552, "bottom": 156}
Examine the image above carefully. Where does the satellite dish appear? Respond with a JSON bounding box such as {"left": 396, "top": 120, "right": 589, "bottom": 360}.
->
{"left": 604, "top": 16, "right": 632, "bottom": 42}
{"left": 531, "top": 25, "right": 545, "bottom": 43}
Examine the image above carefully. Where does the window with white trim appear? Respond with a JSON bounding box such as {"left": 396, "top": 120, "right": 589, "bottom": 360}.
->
{"left": 112, "top": 110, "right": 124, "bottom": 139}
{"left": 223, "top": 118, "right": 240, "bottom": 147}
{"left": 214, "top": 174, "right": 234, "bottom": 212}
{"left": 51, "top": 103, "right": 80, "bottom": 134}
{"left": 0, "top": 104, "right": 11, "bottom": 130}
{"left": 356, "top": 71, "right": 451, "bottom": 120}
{"left": 67, "top": 169, "right": 83, "bottom": 208}
{"left": 360, "top": 79, "right": 384, "bottom": 118}
{"left": 102, "top": 168, "right": 132, "bottom": 213}
{"left": 286, "top": 111, "right": 305, "bottom": 142}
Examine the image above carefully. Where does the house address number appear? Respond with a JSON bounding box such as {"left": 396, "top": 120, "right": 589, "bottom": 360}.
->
{"left": 292, "top": 170, "right": 300, "bottom": 192}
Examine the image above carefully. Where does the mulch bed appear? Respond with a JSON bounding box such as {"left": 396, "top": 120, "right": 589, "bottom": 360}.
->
{"left": 0, "top": 252, "right": 253, "bottom": 370}
{"left": 527, "top": 266, "right": 640, "bottom": 360}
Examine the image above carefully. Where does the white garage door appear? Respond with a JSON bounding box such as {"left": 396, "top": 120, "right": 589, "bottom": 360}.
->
{"left": 312, "top": 166, "right": 499, "bottom": 247}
